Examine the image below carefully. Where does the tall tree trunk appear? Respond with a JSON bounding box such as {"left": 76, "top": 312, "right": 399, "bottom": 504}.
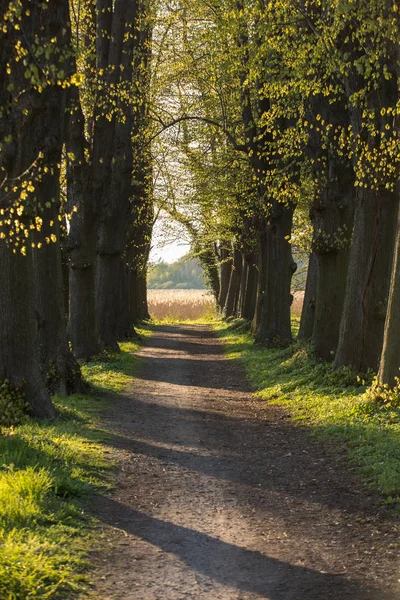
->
{"left": 218, "top": 246, "right": 232, "bottom": 312}
{"left": 95, "top": 0, "right": 136, "bottom": 351}
{"left": 237, "top": 253, "right": 248, "bottom": 317}
{"left": 378, "top": 204, "right": 400, "bottom": 387}
{"left": 116, "top": 259, "right": 132, "bottom": 340}
{"left": 255, "top": 204, "right": 296, "bottom": 346}
{"left": 197, "top": 245, "right": 220, "bottom": 304}
{"left": 336, "top": 32, "right": 399, "bottom": 372}
{"left": 33, "top": 190, "right": 83, "bottom": 395}
{"left": 0, "top": 243, "right": 55, "bottom": 418}
{"left": 310, "top": 172, "right": 354, "bottom": 360}
{"left": 224, "top": 248, "right": 241, "bottom": 318}
{"left": 30, "top": 2, "right": 83, "bottom": 393}
{"left": 298, "top": 252, "right": 318, "bottom": 340}
{"left": 252, "top": 228, "right": 267, "bottom": 333}
{"left": 125, "top": 177, "right": 153, "bottom": 327}
{"left": 232, "top": 250, "right": 243, "bottom": 316}
{"left": 67, "top": 86, "right": 100, "bottom": 360}
{"left": 334, "top": 189, "right": 398, "bottom": 372}
{"left": 242, "top": 254, "right": 258, "bottom": 321}
{"left": 0, "top": 0, "right": 80, "bottom": 413}
{"left": 136, "top": 272, "right": 150, "bottom": 321}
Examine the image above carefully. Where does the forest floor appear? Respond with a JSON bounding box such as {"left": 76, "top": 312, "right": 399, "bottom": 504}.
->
{"left": 85, "top": 324, "right": 399, "bottom": 600}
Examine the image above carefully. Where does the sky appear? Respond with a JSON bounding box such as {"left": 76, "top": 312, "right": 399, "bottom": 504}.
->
{"left": 150, "top": 239, "right": 190, "bottom": 264}
{"left": 149, "top": 209, "right": 191, "bottom": 264}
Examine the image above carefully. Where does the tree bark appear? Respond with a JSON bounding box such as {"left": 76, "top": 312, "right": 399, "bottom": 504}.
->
{"left": 334, "top": 189, "right": 398, "bottom": 372}
{"left": 310, "top": 175, "right": 354, "bottom": 360}
{"left": 232, "top": 250, "right": 243, "bottom": 316}
{"left": 95, "top": 0, "right": 136, "bottom": 350}
{"left": 218, "top": 246, "right": 232, "bottom": 312}
{"left": 378, "top": 203, "right": 400, "bottom": 387}
{"left": 196, "top": 244, "right": 220, "bottom": 304}
{"left": 224, "top": 248, "right": 241, "bottom": 318}
{"left": 67, "top": 86, "right": 100, "bottom": 360}
{"left": 29, "top": 0, "right": 84, "bottom": 393}
{"left": 255, "top": 204, "right": 296, "bottom": 346}
{"left": 298, "top": 252, "right": 318, "bottom": 340}
{"left": 335, "top": 26, "right": 399, "bottom": 372}
{"left": 0, "top": 243, "right": 55, "bottom": 418}
{"left": 237, "top": 253, "right": 248, "bottom": 317}
{"left": 0, "top": 0, "right": 77, "bottom": 415}
{"left": 242, "top": 254, "right": 258, "bottom": 321}
{"left": 116, "top": 258, "right": 132, "bottom": 340}
{"left": 33, "top": 186, "right": 84, "bottom": 395}
{"left": 251, "top": 227, "right": 267, "bottom": 333}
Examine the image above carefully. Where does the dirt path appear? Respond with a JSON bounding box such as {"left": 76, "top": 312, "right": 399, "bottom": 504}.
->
{"left": 87, "top": 325, "right": 399, "bottom": 600}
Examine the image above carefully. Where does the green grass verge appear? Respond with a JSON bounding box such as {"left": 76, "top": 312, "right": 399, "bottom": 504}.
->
{"left": 0, "top": 332, "right": 148, "bottom": 600}
{"left": 215, "top": 318, "right": 400, "bottom": 509}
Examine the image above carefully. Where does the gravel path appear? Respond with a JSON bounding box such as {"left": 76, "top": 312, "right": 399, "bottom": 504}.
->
{"left": 87, "top": 324, "right": 399, "bottom": 600}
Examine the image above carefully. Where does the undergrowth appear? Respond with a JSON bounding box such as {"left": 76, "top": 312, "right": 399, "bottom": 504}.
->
{"left": 215, "top": 319, "right": 400, "bottom": 508}
{"left": 0, "top": 334, "right": 145, "bottom": 599}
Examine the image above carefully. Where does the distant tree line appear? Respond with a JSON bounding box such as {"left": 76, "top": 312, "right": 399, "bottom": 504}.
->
{"left": 148, "top": 255, "right": 206, "bottom": 289}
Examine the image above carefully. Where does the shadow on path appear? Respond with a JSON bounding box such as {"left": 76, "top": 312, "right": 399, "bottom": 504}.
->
{"left": 93, "top": 495, "right": 389, "bottom": 600}
{"left": 89, "top": 324, "right": 399, "bottom": 600}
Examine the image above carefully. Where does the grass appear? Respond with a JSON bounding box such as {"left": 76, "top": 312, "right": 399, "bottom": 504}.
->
{"left": 215, "top": 318, "right": 400, "bottom": 508}
{"left": 150, "top": 309, "right": 218, "bottom": 325}
{"left": 0, "top": 333, "right": 147, "bottom": 600}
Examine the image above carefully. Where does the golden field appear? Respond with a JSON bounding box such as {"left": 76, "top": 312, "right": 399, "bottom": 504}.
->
{"left": 147, "top": 289, "right": 216, "bottom": 321}
{"left": 147, "top": 288, "right": 305, "bottom": 322}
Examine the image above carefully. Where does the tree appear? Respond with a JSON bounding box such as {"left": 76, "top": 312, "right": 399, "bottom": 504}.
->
{"left": 0, "top": 0, "right": 82, "bottom": 416}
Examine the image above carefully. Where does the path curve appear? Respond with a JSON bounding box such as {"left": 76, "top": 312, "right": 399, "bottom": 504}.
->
{"left": 88, "top": 325, "right": 399, "bottom": 600}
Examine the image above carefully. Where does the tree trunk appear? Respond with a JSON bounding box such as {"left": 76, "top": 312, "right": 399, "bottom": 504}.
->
{"left": 197, "top": 245, "right": 220, "bottom": 304}
{"left": 218, "top": 246, "right": 232, "bottom": 312}
{"left": 33, "top": 198, "right": 84, "bottom": 395}
{"left": 255, "top": 204, "right": 296, "bottom": 346}
{"left": 125, "top": 194, "right": 153, "bottom": 326}
{"left": 311, "top": 173, "right": 354, "bottom": 360}
{"left": 95, "top": 0, "right": 136, "bottom": 350}
{"left": 0, "top": 242, "right": 56, "bottom": 419}
{"left": 31, "top": 9, "right": 83, "bottom": 393}
{"left": 232, "top": 250, "right": 243, "bottom": 317}
{"left": 136, "top": 272, "right": 150, "bottom": 321}
{"left": 224, "top": 248, "right": 241, "bottom": 318}
{"left": 334, "top": 189, "right": 399, "bottom": 372}
{"left": 378, "top": 205, "right": 400, "bottom": 387}
{"left": 237, "top": 253, "right": 248, "bottom": 317}
{"left": 336, "top": 36, "right": 399, "bottom": 372}
{"left": 298, "top": 252, "right": 318, "bottom": 340}
{"left": 242, "top": 254, "right": 258, "bottom": 321}
{"left": 116, "top": 259, "right": 132, "bottom": 340}
{"left": 252, "top": 228, "right": 267, "bottom": 333}
{"left": 95, "top": 254, "right": 122, "bottom": 351}
{"left": 67, "top": 86, "right": 100, "bottom": 360}
{"left": 0, "top": 0, "right": 81, "bottom": 407}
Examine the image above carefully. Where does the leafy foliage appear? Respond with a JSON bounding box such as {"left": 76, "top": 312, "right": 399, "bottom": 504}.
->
{"left": 0, "top": 380, "right": 28, "bottom": 427}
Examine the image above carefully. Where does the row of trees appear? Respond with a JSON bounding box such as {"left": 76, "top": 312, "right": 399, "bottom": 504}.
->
{"left": 0, "top": 0, "right": 154, "bottom": 417}
{"left": 1, "top": 0, "right": 399, "bottom": 420}
{"left": 153, "top": 0, "right": 400, "bottom": 386}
